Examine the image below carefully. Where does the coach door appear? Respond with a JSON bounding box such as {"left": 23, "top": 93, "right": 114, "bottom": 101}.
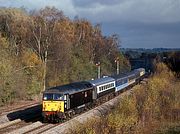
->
{"left": 92, "top": 87, "right": 97, "bottom": 100}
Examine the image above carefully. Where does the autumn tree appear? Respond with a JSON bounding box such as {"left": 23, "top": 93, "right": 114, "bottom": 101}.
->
{"left": 0, "top": 6, "right": 130, "bottom": 104}
{"left": 26, "top": 7, "right": 66, "bottom": 91}
{"left": 0, "top": 8, "right": 29, "bottom": 55}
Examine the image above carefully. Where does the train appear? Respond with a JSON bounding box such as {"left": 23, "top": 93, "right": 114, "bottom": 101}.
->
{"left": 42, "top": 68, "right": 145, "bottom": 122}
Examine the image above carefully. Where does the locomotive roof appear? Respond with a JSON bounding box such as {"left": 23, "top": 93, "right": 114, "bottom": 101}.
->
{"left": 111, "top": 73, "right": 128, "bottom": 80}
{"left": 112, "top": 69, "right": 140, "bottom": 80}
{"left": 44, "top": 81, "right": 93, "bottom": 95}
{"left": 88, "top": 77, "right": 115, "bottom": 86}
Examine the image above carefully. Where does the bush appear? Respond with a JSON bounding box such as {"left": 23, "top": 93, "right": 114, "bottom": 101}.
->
{"left": 70, "top": 62, "right": 180, "bottom": 134}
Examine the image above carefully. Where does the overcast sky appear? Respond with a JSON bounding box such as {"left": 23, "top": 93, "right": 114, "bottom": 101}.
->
{"left": 0, "top": 0, "right": 180, "bottom": 48}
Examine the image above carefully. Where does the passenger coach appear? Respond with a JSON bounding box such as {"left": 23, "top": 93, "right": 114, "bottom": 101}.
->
{"left": 88, "top": 77, "right": 116, "bottom": 99}
{"left": 111, "top": 74, "right": 129, "bottom": 92}
{"left": 42, "top": 68, "right": 146, "bottom": 122}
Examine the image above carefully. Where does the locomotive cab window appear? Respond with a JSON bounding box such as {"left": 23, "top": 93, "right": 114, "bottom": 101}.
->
{"left": 54, "top": 94, "right": 64, "bottom": 100}
{"left": 43, "top": 93, "right": 64, "bottom": 101}
{"left": 43, "top": 93, "right": 53, "bottom": 100}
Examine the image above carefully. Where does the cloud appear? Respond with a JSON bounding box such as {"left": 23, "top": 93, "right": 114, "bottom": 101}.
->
{"left": 0, "top": 0, "right": 180, "bottom": 48}
{"left": 0, "top": 0, "right": 77, "bottom": 17}
{"left": 101, "top": 21, "right": 180, "bottom": 48}
{"left": 72, "top": 0, "right": 180, "bottom": 24}
{"left": 72, "top": 0, "right": 122, "bottom": 7}
{"left": 1, "top": 0, "right": 180, "bottom": 23}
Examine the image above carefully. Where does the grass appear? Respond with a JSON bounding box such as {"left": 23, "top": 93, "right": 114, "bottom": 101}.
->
{"left": 70, "top": 63, "right": 180, "bottom": 134}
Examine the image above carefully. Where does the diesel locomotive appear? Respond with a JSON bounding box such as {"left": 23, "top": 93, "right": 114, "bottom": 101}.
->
{"left": 42, "top": 68, "right": 145, "bottom": 122}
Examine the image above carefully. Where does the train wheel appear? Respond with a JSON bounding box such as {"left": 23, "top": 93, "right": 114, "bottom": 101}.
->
{"left": 42, "top": 117, "right": 47, "bottom": 123}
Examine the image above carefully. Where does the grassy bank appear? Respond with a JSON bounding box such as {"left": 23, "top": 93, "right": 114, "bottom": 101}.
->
{"left": 72, "top": 63, "right": 180, "bottom": 134}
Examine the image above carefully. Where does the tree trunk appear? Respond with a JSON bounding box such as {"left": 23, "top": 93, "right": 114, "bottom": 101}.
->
{"left": 43, "top": 50, "right": 48, "bottom": 91}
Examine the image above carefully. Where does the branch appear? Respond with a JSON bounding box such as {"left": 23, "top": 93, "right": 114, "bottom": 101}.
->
{"left": 11, "top": 65, "right": 40, "bottom": 75}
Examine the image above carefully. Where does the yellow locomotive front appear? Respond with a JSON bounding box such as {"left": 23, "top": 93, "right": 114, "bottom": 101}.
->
{"left": 42, "top": 93, "right": 65, "bottom": 122}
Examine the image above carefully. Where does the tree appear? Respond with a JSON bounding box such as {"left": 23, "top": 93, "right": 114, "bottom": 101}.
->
{"left": 0, "top": 8, "right": 29, "bottom": 55}
{"left": 27, "top": 7, "right": 66, "bottom": 91}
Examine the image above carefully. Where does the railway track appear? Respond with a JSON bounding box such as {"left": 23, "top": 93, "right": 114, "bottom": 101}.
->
{"left": 0, "top": 114, "right": 44, "bottom": 133}
{"left": 0, "top": 102, "right": 39, "bottom": 116}
{"left": 0, "top": 93, "right": 117, "bottom": 134}
{"left": 0, "top": 101, "right": 43, "bottom": 134}
{"left": 24, "top": 123, "right": 56, "bottom": 134}
{"left": 0, "top": 77, "right": 148, "bottom": 134}
{"left": 0, "top": 100, "right": 57, "bottom": 134}
{"left": 0, "top": 102, "right": 41, "bottom": 124}
{"left": 0, "top": 85, "right": 135, "bottom": 134}
{"left": 0, "top": 119, "right": 58, "bottom": 134}
{"left": 40, "top": 78, "right": 149, "bottom": 134}
{"left": 0, "top": 120, "right": 32, "bottom": 134}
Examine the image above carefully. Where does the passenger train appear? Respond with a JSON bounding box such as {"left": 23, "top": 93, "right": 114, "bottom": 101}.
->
{"left": 42, "top": 68, "right": 145, "bottom": 122}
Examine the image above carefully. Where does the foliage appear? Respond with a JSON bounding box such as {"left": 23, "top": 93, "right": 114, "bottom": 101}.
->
{"left": 72, "top": 62, "right": 180, "bottom": 134}
{"left": 108, "top": 95, "right": 138, "bottom": 133}
{"left": 0, "top": 7, "right": 130, "bottom": 105}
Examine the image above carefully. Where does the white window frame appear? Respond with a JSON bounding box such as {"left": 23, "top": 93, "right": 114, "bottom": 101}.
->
{"left": 97, "top": 81, "right": 115, "bottom": 94}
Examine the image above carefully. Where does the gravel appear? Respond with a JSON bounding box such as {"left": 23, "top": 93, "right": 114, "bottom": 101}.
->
{"left": 42, "top": 90, "right": 132, "bottom": 134}
{"left": 6, "top": 121, "right": 43, "bottom": 134}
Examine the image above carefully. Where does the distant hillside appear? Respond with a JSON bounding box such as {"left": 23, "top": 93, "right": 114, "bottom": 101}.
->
{"left": 121, "top": 48, "right": 180, "bottom": 53}
{"left": 121, "top": 48, "right": 180, "bottom": 76}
